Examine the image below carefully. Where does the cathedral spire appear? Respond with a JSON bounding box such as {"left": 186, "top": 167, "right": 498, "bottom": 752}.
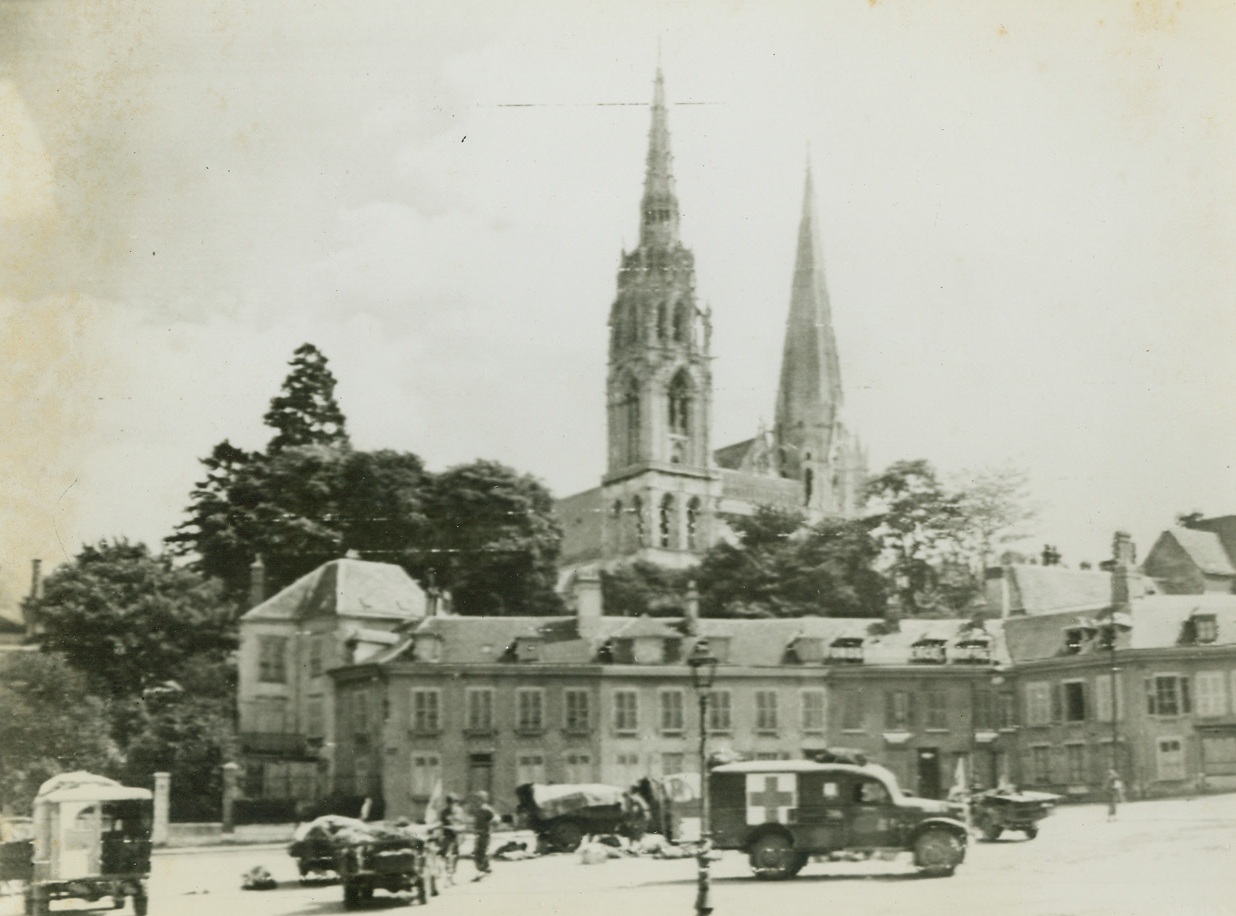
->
{"left": 639, "top": 67, "right": 680, "bottom": 249}
{"left": 774, "top": 162, "right": 844, "bottom": 480}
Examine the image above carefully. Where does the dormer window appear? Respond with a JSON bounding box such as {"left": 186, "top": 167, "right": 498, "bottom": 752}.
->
{"left": 630, "top": 635, "right": 667, "bottom": 664}
{"left": 1194, "top": 614, "right": 1218, "bottom": 644}
{"left": 1063, "top": 627, "right": 1085, "bottom": 655}
{"left": 412, "top": 634, "right": 442, "bottom": 663}
{"left": 514, "top": 638, "right": 542, "bottom": 662}
{"left": 954, "top": 638, "right": 993, "bottom": 664}
{"left": 829, "top": 637, "right": 864, "bottom": 664}
{"left": 911, "top": 639, "right": 947, "bottom": 664}
{"left": 790, "top": 637, "right": 824, "bottom": 663}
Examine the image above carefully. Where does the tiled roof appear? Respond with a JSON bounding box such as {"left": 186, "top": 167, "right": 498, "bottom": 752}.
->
{"left": 1004, "top": 593, "right": 1236, "bottom": 663}
{"left": 1164, "top": 528, "right": 1236, "bottom": 576}
{"left": 1004, "top": 564, "right": 1112, "bottom": 616}
{"left": 241, "top": 559, "right": 427, "bottom": 623}
{"left": 372, "top": 613, "right": 1009, "bottom": 669}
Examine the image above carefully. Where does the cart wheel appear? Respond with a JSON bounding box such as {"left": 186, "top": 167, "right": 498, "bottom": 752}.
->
{"left": 133, "top": 893, "right": 148, "bottom": 916}
{"left": 547, "top": 820, "right": 585, "bottom": 852}
{"left": 982, "top": 824, "right": 1003, "bottom": 841}
{"left": 1023, "top": 827, "right": 1038, "bottom": 840}
{"left": 343, "top": 882, "right": 361, "bottom": 910}
{"left": 112, "top": 893, "right": 126, "bottom": 909}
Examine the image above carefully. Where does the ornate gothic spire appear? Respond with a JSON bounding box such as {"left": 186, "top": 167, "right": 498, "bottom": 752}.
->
{"left": 638, "top": 67, "right": 680, "bottom": 249}
{"left": 774, "top": 162, "right": 844, "bottom": 473}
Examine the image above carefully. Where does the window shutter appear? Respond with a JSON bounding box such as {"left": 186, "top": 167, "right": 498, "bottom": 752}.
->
{"left": 1050, "top": 684, "right": 1063, "bottom": 723}
{"left": 1181, "top": 676, "right": 1192, "bottom": 714}
{"left": 907, "top": 692, "right": 917, "bottom": 727}
{"left": 1080, "top": 681, "right": 1090, "bottom": 720}
{"left": 884, "top": 692, "right": 894, "bottom": 726}
{"left": 1145, "top": 678, "right": 1157, "bottom": 716}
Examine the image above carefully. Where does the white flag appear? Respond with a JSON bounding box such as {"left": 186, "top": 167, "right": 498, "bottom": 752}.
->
{"left": 424, "top": 778, "right": 444, "bottom": 825}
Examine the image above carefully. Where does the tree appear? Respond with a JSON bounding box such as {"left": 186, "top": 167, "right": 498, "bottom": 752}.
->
{"left": 952, "top": 464, "right": 1039, "bottom": 573}
{"left": 601, "top": 561, "right": 695, "bottom": 617}
{"left": 695, "top": 506, "right": 886, "bottom": 618}
{"left": 423, "top": 460, "right": 564, "bottom": 616}
{"left": 0, "top": 652, "right": 120, "bottom": 814}
{"left": 263, "top": 343, "right": 350, "bottom": 452}
{"left": 24, "top": 540, "right": 236, "bottom": 698}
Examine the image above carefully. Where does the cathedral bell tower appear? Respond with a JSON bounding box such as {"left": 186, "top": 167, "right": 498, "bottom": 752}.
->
{"left": 601, "top": 68, "right": 719, "bottom": 567}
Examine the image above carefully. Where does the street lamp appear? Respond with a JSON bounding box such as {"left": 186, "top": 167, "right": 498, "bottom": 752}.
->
{"left": 1100, "top": 612, "right": 1134, "bottom": 774}
{"left": 687, "top": 639, "right": 719, "bottom": 916}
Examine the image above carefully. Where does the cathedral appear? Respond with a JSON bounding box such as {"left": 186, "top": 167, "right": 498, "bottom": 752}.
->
{"left": 556, "top": 68, "right": 866, "bottom": 575}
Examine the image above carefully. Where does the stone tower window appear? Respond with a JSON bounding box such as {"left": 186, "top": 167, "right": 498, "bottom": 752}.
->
{"left": 656, "top": 302, "right": 667, "bottom": 341}
{"left": 686, "top": 497, "right": 701, "bottom": 550}
{"left": 673, "top": 302, "right": 690, "bottom": 343}
{"left": 632, "top": 495, "right": 645, "bottom": 546}
{"left": 668, "top": 371, "right": 691, "bottom": 436}
{"left": 623, "top": 377, "right": 641, "bottom": 463}
{"left": 659, "top": 494, "right": 675, "bottom": 549}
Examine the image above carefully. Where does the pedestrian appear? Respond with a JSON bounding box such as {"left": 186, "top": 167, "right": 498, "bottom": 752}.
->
{"left": 439, "top": 793, "right": 465, "bottom": 883}
{"left": 1106, "top": 769, "right": 1123, "bottom": 820}
{"left": 471, "top": 790, "right": 497, "bottom": 877}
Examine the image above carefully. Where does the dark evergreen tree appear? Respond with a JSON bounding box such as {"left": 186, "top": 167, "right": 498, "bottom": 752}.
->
{"left": 263, "top": 343, "right": 350, "bottom": 452}
{"left": 600, "top": 561, "right": 695, "bottom": 617}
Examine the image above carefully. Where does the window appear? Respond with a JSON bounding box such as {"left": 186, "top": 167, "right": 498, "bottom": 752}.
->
{"left": 613, "top": 690, "right": 639, "bottom": 734}
{"left": 564, "top": 752, "right": 592, "bottom": 783}
{"left": 1065, "top": 744, "right": 1086, "bottom": 783}
{"left": 709, "top": 690, "right": 732, "bottom": 733}
{"left": 615, "top": 752, "right": 642, "bottom": 785}
{"left": 1194, "top": 614, "right": 1218, "bottom": 644}
{"left": 1145, "top": 675, "right": 1191, "bottom": 717}
{"left": 306, "top": 698, "right": 324, "bottom": 738}
{"left": 661, "top": 753, "right": 685, "bottom": 775}
{"left": 517, "top": 754, "right": 546, "bottom": 785}
{"left": 659, "top": 689, "right": 685, "bottom": 734}
{"left": 1063, "top": 681, "right": 1088, "bottom": 722}
{"left": 855, "top": 778, "right": 890, "bottom": 805}
{"left": 801, "top": 690, "right": 826, "bottom": 734}
{"left": 830, "top": 638, "right": 864, "bottom": 664}
{"left": 659, "top": 495, "right": 675, "bottom": 549}
{"left": 1195, "top": 671, "right": 1227, "bottom": 717}
{"left": 308, "top": 637, "right": 324, "bottom": 677}
{"left": 1025, "top": 683, "right": 1051, "bottom": 727}
{"left": 841, "top": 690, "right": 865, "bottom": 731}
{"left": 565, "top": 690, "right": 591, "bottom": 732}
{"left": 1094, "top": 675, "right": 1119, "bottom": 723}
{"left": 1030, "top": 746, "right": 1051, "bottom": 785}
{"left": 258, "top": 636, "right": 288, "bottom": 683}
{"left": 466, "top": 688, "right": 495, "bottom": 732}
{"left": 517, "top": 688, "right": 545, "bottom": 732}
{"left": 1202, "top": 735, "right": 1236, "bottom": 776}
{"left": 673, "top": 302, "right": 690, "bottom": 344}
{"left": 973, "top": 689, "right": 996, "bottom": 730}
{"left": 1155, "top": 738, "right": 1186, "bottom": 781}
{"left": 954, "top": 639, "right": 992, "bottom": 664}
{"left": 755, "top": 691, "right": 779, "bottom": 732}
{"left": 410, "top": 754, "right": 440, "bottom": 799}
{"left": 885, "top": 690, "right": 913, "bottom": 730}
{"left": 911, "top": 639, "right": 947, "bottom": 664}
{"left": 924, "top": 691, "right": 948, "bottom": 731}
{"left": 686, "top": 498, "right": 701, "bottom": 551}
{"left": 998, "top": 691, "right": 1017, "bottom": 729}
{"left": 353, "top": 691, "right": 369, "bottom": 734}
{"left": 668, "top": 371, "right": 691, "bottom": 436}
{"left": 624, "top": 379, "right": 641, "bottom": 464}
{"left": 632, "top": 495, "right": 645, "bottom": 546}
{"left": 411, "top": 689, "right": 440, "bottom": 733}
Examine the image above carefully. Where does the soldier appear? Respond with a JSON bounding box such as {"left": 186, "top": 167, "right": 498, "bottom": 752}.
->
{"left": 471, "top": 791, "right": 497, "bottom": 877}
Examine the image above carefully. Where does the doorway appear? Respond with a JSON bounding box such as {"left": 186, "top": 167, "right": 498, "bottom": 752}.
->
{"left": 916, "top": 748, "right": 942, "bottom": 799}
{"left": 467, "top": 753, "right": 494, "bottom": 797}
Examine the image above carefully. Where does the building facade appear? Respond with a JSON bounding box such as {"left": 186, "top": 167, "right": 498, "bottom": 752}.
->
{"left": 556, "top": 68, "right": 866, "bottom": 575}
{"left": 236, "top": 558, "right": 429, "bottom": 808}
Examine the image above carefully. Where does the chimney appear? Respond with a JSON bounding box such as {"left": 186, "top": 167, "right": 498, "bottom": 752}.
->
{"left": 248, "top": 554, "right": 266, "bottom": 609}
{"left": 683, "top": 580, "right": 700, "bottom": 636}
{"left": 1110, "top": 531, "right": 1136, "bottom": 613}
{"left": 574, "top": 567, "right": 603, "bottom": 639}
{"left": 25, "top": 558, "right": 42, "bottom": 638}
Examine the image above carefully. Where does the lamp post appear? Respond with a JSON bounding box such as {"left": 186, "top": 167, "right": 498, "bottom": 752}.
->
{"left": 687, "top": 639, "right": 719, "bottom": 916}
{"left": 1102, "top": 614, "right": 1132, "bottom": 773}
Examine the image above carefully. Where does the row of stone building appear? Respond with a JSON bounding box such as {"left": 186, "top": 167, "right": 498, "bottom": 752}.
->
{"left": 236, "top": 522, "right": 1236, "bottom": 820}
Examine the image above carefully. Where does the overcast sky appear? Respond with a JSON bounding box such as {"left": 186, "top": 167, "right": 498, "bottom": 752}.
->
{"left": 1, "top": 0, "right": 1233, "bottom": 610}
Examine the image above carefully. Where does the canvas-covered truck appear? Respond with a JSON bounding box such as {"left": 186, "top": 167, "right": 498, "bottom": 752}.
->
{"left": 709, "top": 759, "right": 969, "bottom": 879}
{"left": 0, "top": 772, "right": 153, "bottom": 915}
{"left": 515, "top": 783, "right": 642, "bottom": 852}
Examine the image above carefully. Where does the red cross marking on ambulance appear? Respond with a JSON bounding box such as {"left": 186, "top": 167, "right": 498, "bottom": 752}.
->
{"left": 749, "top": 776, "right": 795, "bottom": 822}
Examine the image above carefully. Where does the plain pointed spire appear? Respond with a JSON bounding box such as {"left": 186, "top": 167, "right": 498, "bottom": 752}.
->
{"left": 638, "top": 67, "right": 680, "bottom": 249}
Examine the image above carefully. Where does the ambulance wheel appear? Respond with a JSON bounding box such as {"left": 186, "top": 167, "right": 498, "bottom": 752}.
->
{"left": 749, "top": 832, "right": 797, "bottom": 880}
{"left": 914, "top": 828, "right": 963, "bottom": 877}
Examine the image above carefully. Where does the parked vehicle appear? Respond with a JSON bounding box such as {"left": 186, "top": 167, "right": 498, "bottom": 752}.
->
{"left": 0, "top": 772, "right": 152, "bottom": 916}
{"left": 709, "top": 759, "right": 969, "bottom": 879}
{"left": 971, "top": 788, "right": 1059, "bottom": 841}
{"left": 332, "top": 822, "right": 433, "bottom": 909}
{"left": 515, "top": 783, "right": 640, "bottom": 852}
{"left": 288, "top": 814, "right": 368, "bottom": 881}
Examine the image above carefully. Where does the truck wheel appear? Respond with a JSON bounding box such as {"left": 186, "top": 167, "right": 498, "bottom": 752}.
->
{"left": 749, "top": 833, "right": 797, "bottom": 880}
{"left": 1023, "top": 827, "right": 1038, "bottom": 840}
{"left": 914, "top": 829, "right": 963, "bottom": 877}
{"left": 982, "top": 824, "right": 1003, "bottom": 842}
{"left": 343, "top": 882, "right": 361, "bottom": 910}
{"left": 548, "top": 820, "right": 584, "bottom": 852}
{"left": 133, "top": 893, "right": 148, "bottom": 916}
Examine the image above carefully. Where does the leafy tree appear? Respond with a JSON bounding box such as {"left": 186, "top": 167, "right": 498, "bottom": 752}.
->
{"left": 952, "top": 464, "right": 1039, "bottom": 573}
{"left": 336, "top": 449, "right": 432, "bottom": 564}
{"left": 695, "top": 506, "right": 886, "bottom": 618}
{"left": 423, "top": 460, "right": 564, "bottom": 616}
{"left": 263, "top": 342, "right": 350, "bottom": 452}
{"left": 24, "top": 540, "right": 236, "bottom": 697}
{"left": 119, "top": 692, "right": 238, "bottom": 822}
{"left": 0, "top": 652, "right": 120, "bottom": 814}
{"left": 601, "top": 561, "right": 695, "bottom": 617}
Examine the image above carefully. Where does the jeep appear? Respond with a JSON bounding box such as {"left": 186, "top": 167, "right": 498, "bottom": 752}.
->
{"left": 708, "top": 759, "right": 968, "bottom": 878}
